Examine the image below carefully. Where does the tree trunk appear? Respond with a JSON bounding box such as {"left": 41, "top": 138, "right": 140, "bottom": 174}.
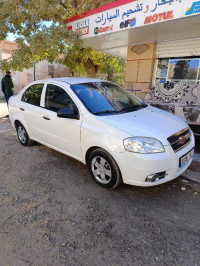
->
{"left": 84, "top": 58, "right": 99, "bottom": 78}
{"left": 73, "top": 0, "right": 78, "bottom": 14}
{"left": 107, "top": 71, "right": 113, "bottom": 81}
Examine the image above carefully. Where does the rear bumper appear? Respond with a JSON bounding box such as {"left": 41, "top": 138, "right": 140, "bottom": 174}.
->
{"left": 112, "top": 135, "right": 195, "bottom": 187}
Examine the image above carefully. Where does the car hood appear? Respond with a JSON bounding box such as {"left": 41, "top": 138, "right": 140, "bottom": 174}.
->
{"left": 96, "top": 105, "right": 188, "bottom": 145}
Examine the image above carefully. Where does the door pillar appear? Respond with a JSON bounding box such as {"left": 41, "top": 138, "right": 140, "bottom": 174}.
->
{"left": 125, "top": 42, "right": 156, "bottom": 99}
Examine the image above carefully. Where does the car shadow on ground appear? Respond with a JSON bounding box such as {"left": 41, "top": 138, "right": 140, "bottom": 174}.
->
{"left": 28, "top": 138, "right": 196, "bottom": 195}
{"left": 3, "top": 124, "right": 199, "bottom": 196}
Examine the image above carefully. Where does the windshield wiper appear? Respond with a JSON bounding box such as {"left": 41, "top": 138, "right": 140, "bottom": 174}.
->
{"left": 94, "top": 110, "right": 119, "bottom": 115}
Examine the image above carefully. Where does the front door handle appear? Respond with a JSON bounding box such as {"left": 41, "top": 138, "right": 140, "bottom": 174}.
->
{"left": 20, "top": 107, "right": 25, "bottom": 111}
{"left": 43, "top": 116, "right": 50, "bottom": 120}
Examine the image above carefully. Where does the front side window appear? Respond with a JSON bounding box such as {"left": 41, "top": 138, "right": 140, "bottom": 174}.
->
{"left": 22, "top": 83, "right": 44, "bottom": 106}
{"left": 155, "top": 58, "right": 200, "bottom": 84}
{"left": 71, "top": 82, "right": 146, "bottom": 115}
{"left": 45, "top": 84, "right": 76, "bottom": 112}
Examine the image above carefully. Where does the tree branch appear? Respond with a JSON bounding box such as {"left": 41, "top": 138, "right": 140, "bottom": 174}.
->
{"left": 103, "top": 55, "right": 112, "bottom": 63}
{"left": 60, "top": 1, "right": 68, "bottom": 10}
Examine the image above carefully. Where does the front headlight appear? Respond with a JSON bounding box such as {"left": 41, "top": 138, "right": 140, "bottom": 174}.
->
{"left": 124, "top": 137, "right": 165, "bottom": 154}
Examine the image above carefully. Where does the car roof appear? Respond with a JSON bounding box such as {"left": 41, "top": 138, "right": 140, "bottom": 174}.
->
{"left": 38, "top": 77, "right": 105, "bottom": 85}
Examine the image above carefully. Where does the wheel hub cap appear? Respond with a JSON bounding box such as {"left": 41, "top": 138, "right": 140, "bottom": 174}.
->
{"left": 91, "top": 156, "right": 112, "bottom": 184}
{"left": 18, "top": 126, "right": 27, "bottom": 144}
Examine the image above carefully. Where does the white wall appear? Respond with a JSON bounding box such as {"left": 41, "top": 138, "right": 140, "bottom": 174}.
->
{"left": 0, "top": 49, "right": 69, "bottom": 95}
{"left": 0, "top": 49, "right": 3, "bottom": 97}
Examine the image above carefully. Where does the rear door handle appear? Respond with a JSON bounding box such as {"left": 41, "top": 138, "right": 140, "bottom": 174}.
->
{"left": 43, "top": 116, "right": 50, "bottom": 120}
{"left": 20, "top": 107, "right": 25, "bottom": 111}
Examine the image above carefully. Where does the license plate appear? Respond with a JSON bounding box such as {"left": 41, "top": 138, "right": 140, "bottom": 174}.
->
{"left": 179, "top": 148, "right": 194, "bottom": 167}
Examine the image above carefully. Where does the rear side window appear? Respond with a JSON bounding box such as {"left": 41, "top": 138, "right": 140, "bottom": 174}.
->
{"left": 45, "top": 84, "right": 75, "bottom": 112}
{"left": 22, "top": 84, "right": 44, "bottom": 106}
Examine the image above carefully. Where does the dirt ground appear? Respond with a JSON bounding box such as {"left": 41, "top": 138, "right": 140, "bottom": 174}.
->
{"left": 0, "top": 119, "right": 200, "bottom": 266}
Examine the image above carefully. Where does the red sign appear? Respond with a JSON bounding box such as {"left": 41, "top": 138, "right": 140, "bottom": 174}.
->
{"left": 77, "top": 27, "right": 89, "bottom": 35}
{"left": 144, "top": 11, "right": 174, "bottom": 24}
{"left": 67, "top": 25, "right": 72, "bottom": 31}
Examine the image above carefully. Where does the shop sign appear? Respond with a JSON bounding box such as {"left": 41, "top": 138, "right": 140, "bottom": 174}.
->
{"left": 66, "top": 0, "right": 200, "bottom": 39}
{"left": 185, "top": 1, "right": 200, "bottom": 16}
{"left": 75, "top": 19, "right": 89, "bottom": 35}
{"left": 94, "top": 25, "right": 113, "bottom": 35}
{"left": 144, "top": 11, "right": 174, "bottom": 24}
{"left": 67, "top": 25, "right": 72, "bottom": 31}
{"left": 120, "top": 18, "right": 136, "bottom": 28}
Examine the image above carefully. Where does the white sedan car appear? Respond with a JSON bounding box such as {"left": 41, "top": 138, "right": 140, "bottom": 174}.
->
{"left": 9, "top": 78, "right": 195, "bottom": 189}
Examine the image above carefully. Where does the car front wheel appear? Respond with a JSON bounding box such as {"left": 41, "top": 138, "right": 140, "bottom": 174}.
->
{"left": 88, "top": 148, "right": 122, "bottom": 189}
{"left": 16, "top": 122, "right": 34, "bottom": 146}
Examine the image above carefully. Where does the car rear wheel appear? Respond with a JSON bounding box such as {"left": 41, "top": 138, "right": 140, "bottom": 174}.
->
{"left": 88, "top": 148, "right": 122, "bottom": 189}
{"left": 16, "top": 122, "right": 34, "bottom": 146}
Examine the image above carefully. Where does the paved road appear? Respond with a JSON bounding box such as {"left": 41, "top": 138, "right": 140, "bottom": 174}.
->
{"left": 0, "top": 100, "right": 8, "bottom": 118}
{"left": 0, "top": 119, "right": 200, "bottom": 266}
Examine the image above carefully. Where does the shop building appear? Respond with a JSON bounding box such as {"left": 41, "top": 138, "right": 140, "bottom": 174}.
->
{"left": 64, "top": 0, "right": 200, "bottom": 130}
{"left": 64, "top": 0, "right": 200, "bottom": 98}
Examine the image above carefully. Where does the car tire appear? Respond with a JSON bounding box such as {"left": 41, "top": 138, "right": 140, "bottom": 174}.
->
{"left": 88, "top": 148, "right": 122, "bottom": 189}
{"left": 16, "top": 122, "right": 34, "bottom": 146}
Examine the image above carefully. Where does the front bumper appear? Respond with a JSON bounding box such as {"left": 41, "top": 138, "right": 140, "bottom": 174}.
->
{"left": 113, "top": 135, "right": 195, "bottom": 187}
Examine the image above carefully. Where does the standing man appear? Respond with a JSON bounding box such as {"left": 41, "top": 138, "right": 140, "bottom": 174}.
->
{"left": 1, "top": 70, "right": 14, "bottom": 105}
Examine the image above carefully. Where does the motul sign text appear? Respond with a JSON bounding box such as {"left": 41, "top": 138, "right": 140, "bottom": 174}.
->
{"left": 144, "top": 11, "right": 174, "bottom": 24}
{"left": 65, "top": 0, "right": 194, "bottom": 39}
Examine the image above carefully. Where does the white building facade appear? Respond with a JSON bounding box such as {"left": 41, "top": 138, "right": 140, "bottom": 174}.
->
{"left": 65, "top": 0, "right": 200, "bottom": 96}
{"left": 64, "top": 0, "right": 200, "bottom": 129}
{"left": 0, "top": 41, "right": 69, "bottom": 97}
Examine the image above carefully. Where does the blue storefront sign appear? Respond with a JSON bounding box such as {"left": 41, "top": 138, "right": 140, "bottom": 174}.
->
{"left": 185, "top": 1, "right": 200, "bottom": 15}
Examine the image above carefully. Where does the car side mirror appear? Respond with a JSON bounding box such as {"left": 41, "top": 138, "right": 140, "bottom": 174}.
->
{"left": 57, "top": 107, "right": 79, "bottom": 120}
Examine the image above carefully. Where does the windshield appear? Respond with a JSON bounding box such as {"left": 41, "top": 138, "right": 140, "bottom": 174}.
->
{"left": 70, "top": 82, "right": 147, "bottom": 115}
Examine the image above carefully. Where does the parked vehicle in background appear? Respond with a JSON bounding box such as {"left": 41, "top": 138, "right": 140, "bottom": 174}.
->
{"left": 9, "top": 78, "right": 195, "bottom": 189}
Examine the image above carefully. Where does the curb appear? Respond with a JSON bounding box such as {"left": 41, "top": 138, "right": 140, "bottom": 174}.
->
{"left": 181, "top": 170, "right": 200, "bottom": 184}
{"left": 180, "top": 153, "right": 200, "bottom": 185}
{"left": 178, "top": 177, "right": 200, "bottom": 192}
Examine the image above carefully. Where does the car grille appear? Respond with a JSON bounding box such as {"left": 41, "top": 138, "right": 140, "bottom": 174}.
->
{"left": 167, "top": 128, "right": 191, "bottom": 152}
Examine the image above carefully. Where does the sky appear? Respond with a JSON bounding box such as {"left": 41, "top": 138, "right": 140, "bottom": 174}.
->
{"left": 7, "top": 33, "right": 17, "bottom": 41}
{"left": 6, "top": 21, "right": 54, "bottom": 42}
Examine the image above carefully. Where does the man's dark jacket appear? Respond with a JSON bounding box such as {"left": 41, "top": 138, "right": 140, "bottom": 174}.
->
{"left": 1, "top": 75, "right": 14, "bottom": 95}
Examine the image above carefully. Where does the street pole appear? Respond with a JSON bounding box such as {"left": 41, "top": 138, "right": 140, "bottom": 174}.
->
{"left": 33, "top": 62, "right": 36, "bottom": 81}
